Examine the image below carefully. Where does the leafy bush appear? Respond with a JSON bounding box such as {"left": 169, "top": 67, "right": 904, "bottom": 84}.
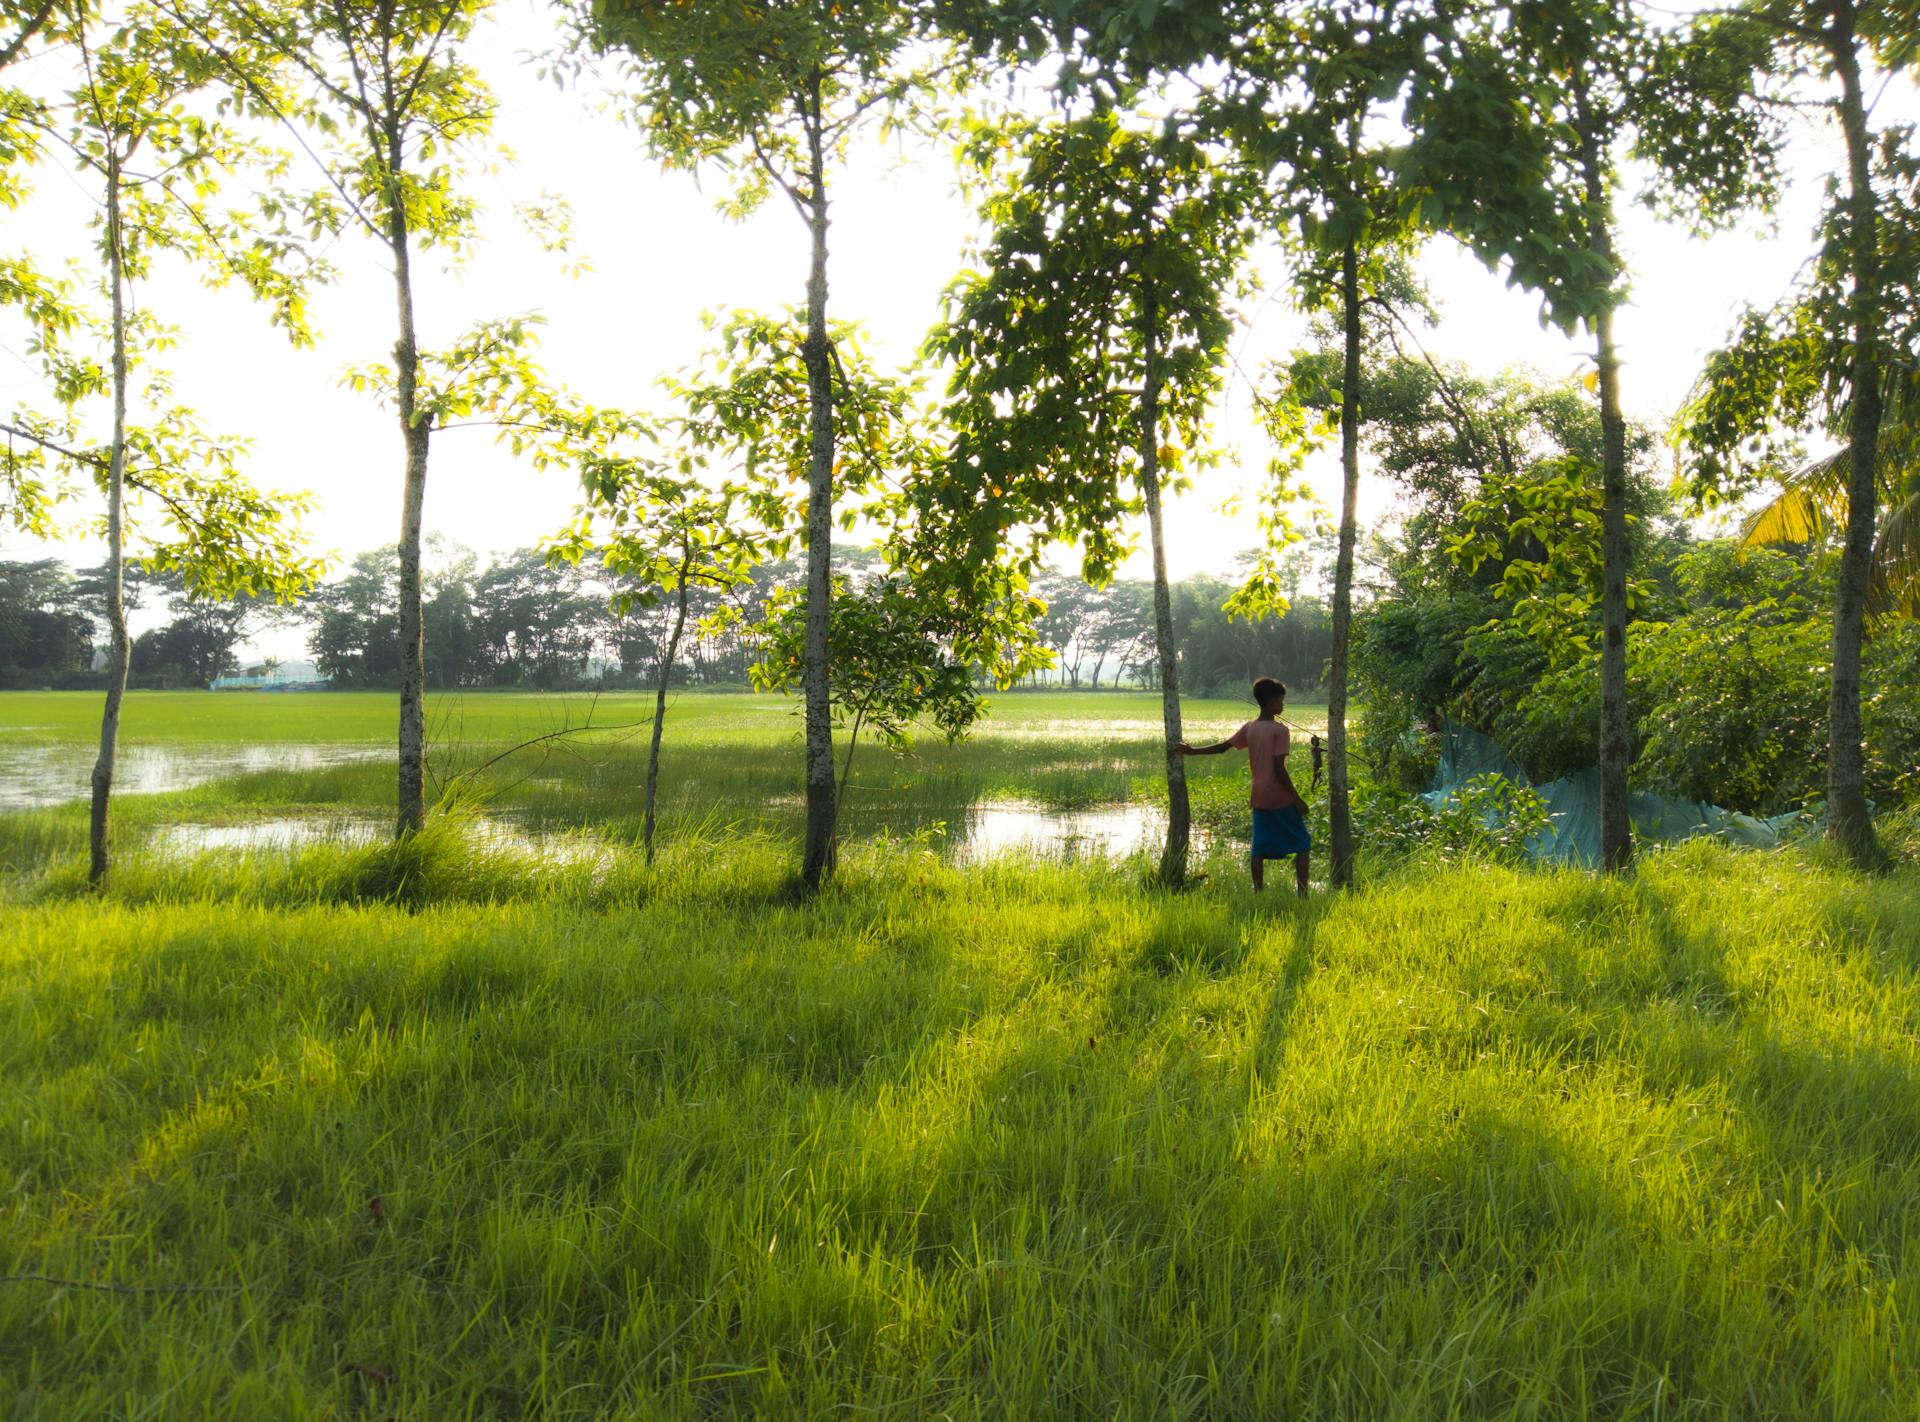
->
{"left": 1629, "top": 612, "right": 1829, "bottom": 813}
{"left": 1865, "top": 620, "right": 1920, "bottom": 807}
{"left": 1355, "top": 774, "right": 1550, "bottom": 867}
{"left": 1355, "top": 705, "right": 1442, "bottom": 792}
{"left": 1366, "top": 540, "right": 1918, "bottom": 816}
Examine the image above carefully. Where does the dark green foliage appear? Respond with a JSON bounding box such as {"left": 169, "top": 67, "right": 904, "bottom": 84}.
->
{"left": 756, "top": 572, "right": 989, "bottom": 799}
{"left": 0, "top": 559, "right": 93, "bottom": 684}
{"left": 926, "top": 112, "right": 1256, "bottom": 579}
{"left": 1365, "top": 533, "right": 1920, "bottom": 816}
{"left": 1349, "top": 356, "right": 1678, "bottom": 782}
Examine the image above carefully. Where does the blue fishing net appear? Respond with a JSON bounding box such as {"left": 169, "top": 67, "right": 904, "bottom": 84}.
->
{"left": 1424, "top": 722, "right": 1808, "bottom": 865}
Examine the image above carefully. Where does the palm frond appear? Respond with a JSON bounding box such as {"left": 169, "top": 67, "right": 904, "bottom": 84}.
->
{"left": 1868, "top": 493, "right": 1920, "bottom": 621}
{"left": 1741, "top": 447, "right": 1851, "bottom": 549}
{"left": 1740, "top": 408, "right": 1919, "bottom": 623}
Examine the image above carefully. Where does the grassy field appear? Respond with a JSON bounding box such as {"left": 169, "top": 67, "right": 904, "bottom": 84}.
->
{"left": 0, "top": 687, "right": 1297, "bottom": 748}
{"left": 2, "top": 839, "right": 1916, "bottom": 1418}
{"left": 0, "top": 690, "right": 1324, "bottom": 868}
{"left": 3, "top": 690, "right": 1917, "bottom": 1416}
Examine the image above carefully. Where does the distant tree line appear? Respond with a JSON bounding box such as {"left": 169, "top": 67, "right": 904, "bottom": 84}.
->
{"left": 1027, "top": 567, "right": 1332, "bottom": 697}
{"left": 0, "top": 558, "right": 289, "bottom": 690}
{"left": 0, "top": 547, "right": 1335, "bottom": 697}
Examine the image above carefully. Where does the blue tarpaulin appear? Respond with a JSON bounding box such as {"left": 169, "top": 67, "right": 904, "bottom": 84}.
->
{"left": 1424, "top": 722, "right": 1806, "bottom": 865}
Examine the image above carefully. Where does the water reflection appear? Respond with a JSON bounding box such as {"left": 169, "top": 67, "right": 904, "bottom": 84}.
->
{"left": 141, "top": 798, "right": 1175, "bottom": 865}
{"left": 152, "top": 814, "right": 615, "bottom": 866}
{"left": 954, "top": 799, "right": 1171, "bottom": 863}
{"left": 0, "top": 743, "right": 389, "bottom": 810}
{"left": 148, "top": 817, "right": 383, "bottom": 854}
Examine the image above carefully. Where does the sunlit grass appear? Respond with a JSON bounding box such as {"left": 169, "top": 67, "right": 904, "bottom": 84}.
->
{"left": 12, "top": 690, "right": 1902, "bottom": 1414}
{"left": 2, "top": 841, "right": 1915, "bottom": 1417}
{"left": 0, "top": 687, "right": 1302, "bottom": 749}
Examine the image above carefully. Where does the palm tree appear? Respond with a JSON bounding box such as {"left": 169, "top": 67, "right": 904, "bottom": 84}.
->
{"left": 1743, "top": 391, "right": 1919, "bottom": 622}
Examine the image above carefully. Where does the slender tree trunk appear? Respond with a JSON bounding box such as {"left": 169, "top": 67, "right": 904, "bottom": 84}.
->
{"left": 89, "top": 153, "right": 130, "bottom": 889}
{"left": 642, "top": 549, "right": 694, "bottom": 865}
{"left": 1326, "top": 238, "right": 1362, "bottom": 889}
{"left": 387, "top": 129, "right": 431, "bottom": 837}
{"left": 798, "top": 82, "right": 838, "bottom": 890}
{"left": 1592, "top": 298, "right": 1634, "bottom": 873}
{"left": 1573, "top": 87, "right": 1635, "bottom": 874}
{"left": 1826, "top": 8, "right": 1884, "bottom": 864}
{"left": 1139, "top": 307, "right": 1189, "bottom": 886}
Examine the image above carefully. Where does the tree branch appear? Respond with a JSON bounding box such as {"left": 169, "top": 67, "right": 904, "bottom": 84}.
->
{"left": 144, "top": 0, "right": 385, "bottom": 242}
{"left": 0, "top": 0, "right": 55, "bottom": 71}
{"left": 1376, "top": 301, "right": 1502, "bottom": 476}
{"left": 0, "top": 419, "right": 101, "bottom": 466}
{"left": 750, "top": 132, "right": 811, "bottom": 220}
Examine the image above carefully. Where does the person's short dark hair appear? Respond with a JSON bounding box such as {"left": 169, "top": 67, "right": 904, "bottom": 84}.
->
{"left": 1252, "top": 677, "right": 1287, "bottom": 708}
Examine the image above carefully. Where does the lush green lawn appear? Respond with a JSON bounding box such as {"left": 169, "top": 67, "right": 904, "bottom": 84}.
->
{"left": 2, "top": 840, "right": 1916, "bottom": 1418}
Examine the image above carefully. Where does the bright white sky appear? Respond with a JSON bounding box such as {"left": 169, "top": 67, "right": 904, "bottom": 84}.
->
{"left": 3, "top": 1, "right": 1915, "bottom": 661}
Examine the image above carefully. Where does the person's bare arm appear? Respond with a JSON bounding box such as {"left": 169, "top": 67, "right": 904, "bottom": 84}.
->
{"left": 1179, "top": 739, "right": 1233, "bottom": 756}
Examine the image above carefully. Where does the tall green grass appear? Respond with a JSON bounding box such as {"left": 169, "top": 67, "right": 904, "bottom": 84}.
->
{"left": 3, "top": 841, "right": 1916, "bottom": 1418}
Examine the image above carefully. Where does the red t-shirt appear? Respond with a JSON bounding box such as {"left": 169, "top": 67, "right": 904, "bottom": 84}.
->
{"left": 1229, "top": 718, "right": 1301, "bottom": 810}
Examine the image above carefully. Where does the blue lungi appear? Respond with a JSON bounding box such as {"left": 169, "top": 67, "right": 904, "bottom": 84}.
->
{"left": 1252, "top": 805, "right": 1312, "bottom": 859}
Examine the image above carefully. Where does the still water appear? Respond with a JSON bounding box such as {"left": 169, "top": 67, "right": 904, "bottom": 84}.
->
{"left": 0, "top": 742, "right": 390, "bottom": 810}
{"left": 148, "top": 801, "right": 1176, "bottom": 863}
{"left": 2, "top": 741, "right": 1181, "bottom": 862}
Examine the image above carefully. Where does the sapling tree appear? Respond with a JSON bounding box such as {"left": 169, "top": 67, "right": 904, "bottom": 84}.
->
{"left": 1674, "top": 0, "right": 1916, "bottom": 864}
{"left": 603, "top": 492, "right": 757, "bottom": 864}
{"left": 183, "top": 0, "right": 553, "bottom": 837}
{"left": 593, "top": 308, "right": 1037, "bottom": 864}
{"left": 1207, "top": 0, "right": 1430, "bottom": 888}
{"left": 579, "top": 0, "right": 968, "bottom": 890}
{"left": 1400, "top": 0, "right": 1781, "bottom": 871}
{"left": 3, "top": 1, "right": 321, "bottom": 884}
{"left": 755, "top": 570, "right": 989, "bottom": 842}
{"left": 551, "top": 412, "right": 767, "bottom": 864}
{"left": 928, "top": 112, "right": 1257, "bottom": 885}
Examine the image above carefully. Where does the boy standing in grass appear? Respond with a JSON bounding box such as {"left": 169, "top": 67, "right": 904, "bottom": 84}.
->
{"left": 1180, "top": 677, "right": 1312, "bottom": 896}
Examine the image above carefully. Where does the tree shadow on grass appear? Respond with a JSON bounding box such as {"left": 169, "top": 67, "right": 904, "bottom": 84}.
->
{"left": 1506, "top": 875, "right": 1920, "bottom": 1266}
{"left": 1249, "top": 895, "right": 1330, "bottom": 1080}
{"left": 10, "top": 868, "right": 1920, "bottom": 1418}
{"left": 789, "top": 1007, "right": 1877, "bottom": 1419}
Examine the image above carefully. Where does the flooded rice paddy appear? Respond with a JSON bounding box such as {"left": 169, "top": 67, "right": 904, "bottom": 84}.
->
{"left": 5, "top": 739, "right": 1185, "bottom": 863}
{"left": 148, "top": 814, "right": 622, "bottom": 866}
{"left": 0, "top": 742, "right": 391, "bottom": 810}
{"left": 145, "top": 800, "right": 1176, "bottom": 864}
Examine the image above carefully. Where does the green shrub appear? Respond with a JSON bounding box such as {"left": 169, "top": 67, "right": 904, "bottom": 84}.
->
{"left": 1354, "top": 774, "right": 1550, "bottom": 867}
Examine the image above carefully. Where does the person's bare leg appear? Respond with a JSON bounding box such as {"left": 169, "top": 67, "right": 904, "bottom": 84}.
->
{"left": 1295, "top": 851, "right": 1310, "bottom": 898}
{"left": 1251, "top": 853, "right": 1265, "bottom": 893}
